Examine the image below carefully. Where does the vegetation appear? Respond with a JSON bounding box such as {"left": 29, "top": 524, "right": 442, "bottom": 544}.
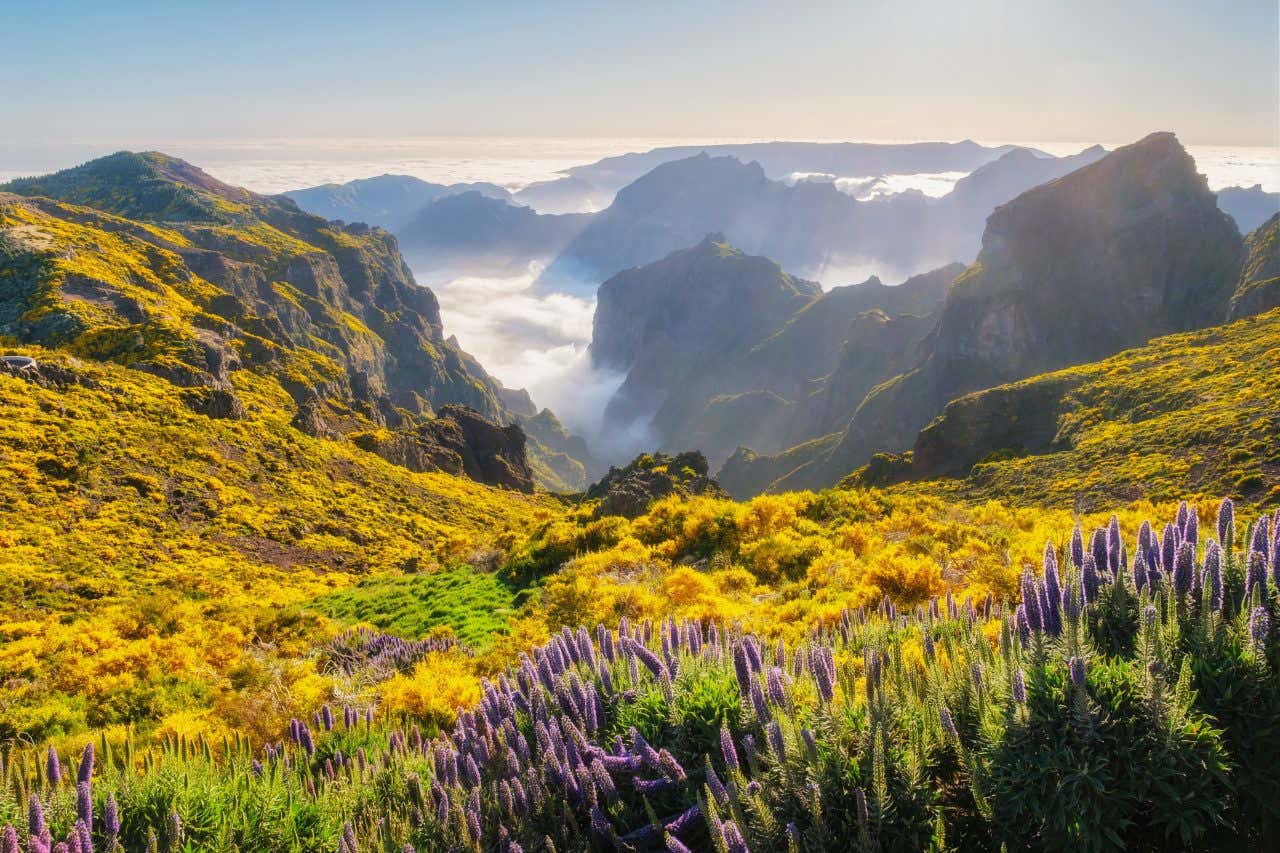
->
{"left": 1, "top": 500, "right": 1276, "bottom": 850}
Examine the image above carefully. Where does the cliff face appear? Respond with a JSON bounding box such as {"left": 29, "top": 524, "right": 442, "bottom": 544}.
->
{"left": 590, "top": 235, "right": 821, "bottom": 438}
{"left": 0, "top": 152, "right": 538, "bottom": 490}
{"left": 1229, "top": 213, "right": 1280, "bottom": 320}
{"left": 722, "top": 133, "right": 1246, "bottom": 494}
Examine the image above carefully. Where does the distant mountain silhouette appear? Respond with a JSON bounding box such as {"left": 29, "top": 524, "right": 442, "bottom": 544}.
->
{"left": 283, "top": 174, "right": 511, "bottom": 231}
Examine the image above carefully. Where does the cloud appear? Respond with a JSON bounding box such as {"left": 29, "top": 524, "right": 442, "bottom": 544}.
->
{"left": 426, "top": 262, "right": 652, "bottom": 460}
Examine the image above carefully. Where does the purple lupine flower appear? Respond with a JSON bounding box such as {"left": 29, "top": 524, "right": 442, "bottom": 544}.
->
{"left": 1020, "top": 568, "right": 1043, "bottom": 631}
{"left": 1090, "top": 528, "right": 1108, "bottom": 574}
{"left": 28, "top": 794, "right": 46, "bottom": 838}
{"left": 801, "top": 728, "right": 819, "bottom": 761}
{"left": 1250, "top": 607, "right": 1271, "bottom": 651}
{"left": 103, "top": 795, "right": 119, "bottom": 840}
{"left": 0, "top": 826, "right": 17, "bottom": 853}
{"left": 76, "top": 781, "right": 91, "bottom": 825}
{"left": 46, "top": 747, "right": 61, "bottom": 787}
{"left": 720, "top": 727, "right": 739, "bottom": 772}
{"left": 1176, "top": 500, "right": 1190, "bottom": 536}
{"left": 1217, "top": 497, "right": 1234, "bottom": 546}
{"left": 766, "top": 667, "right": 788, "bottom": 709}
{"left": 631, "top": 775, "right": 674, "bottom": 795}
{"left": 321, "top": 704, "right": 334, "bottom": 731}
{"left": 856, "top": 787, "right": 870, "bottom": 828}
{"left": 1063, "top": 585, "right": 1080, "bottom": 621}
{"left": 664, "top": 804, "right": 701, "bottom": 836}
{"left": 1185, "top": 506, "right": 1198, "bottom": 546}
{"left": 721, "top": 820, "right": 750, "bottom": 853}
{"left": 1070, "top": 525, "right": 1084, "bottom": 567}
{"left": 765, "top": 720, "right": 786, "bottom": 760}
{"left": 168, "top": 810, "right": 182, "bottom": 848}
{"left": 1107, "top": 515, "right": 1122, "bottom": 571}
{"left": 1162, "top": 524, "right": 1176, "bottom": 573}
{"left": 1247, "top": 550, "right": 1267, "bottom": 599}
{"left": 1014, "top": 605, "right": 1030, "bottom": 645}
{"left": 1081, "top": 555, "right": 1100, "bottom": 605}
{"left": 923, "top": 631, "right": 936, "bottom": 661}
{"left": 75, "top": 820, "right": 91, "bottom": 853}
{"left": 1069, "top": 656, "right": 1087, "bottom": 688}
{"left": 939, "top": 706, "right": 958, "bottom": 739}
{"left": 1203, "top": 542, "right": 1223, "bottom": 611}
{"left": 1174, "top": 541, "right": 1195, "bottom": 595}
{"left": 76, "top": 744, "right": 94, "bottom": 785}
{"left": 657, "top": 749, "right": 687, "bottom": 782}
{"left": 749, "top": 676, "right": 771, "bottom": 723}
{"left": 1250, "top": 516, "right": 1271, "bottom": 558}
{"left": 970, "top": 661, "right": 984, "bottom": 691}
{"left": 1012, "top": 668, "right": 1027, "bottom": 704}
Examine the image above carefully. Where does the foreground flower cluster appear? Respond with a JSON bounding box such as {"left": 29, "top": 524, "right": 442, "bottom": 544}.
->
{"left": 0, "top": 499, "right": 1276, "bottom": 851}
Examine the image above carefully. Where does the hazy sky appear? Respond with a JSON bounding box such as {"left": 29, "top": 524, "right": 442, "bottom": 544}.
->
{"left": 2, "top": 0, "right": 1277, "bottom": 147}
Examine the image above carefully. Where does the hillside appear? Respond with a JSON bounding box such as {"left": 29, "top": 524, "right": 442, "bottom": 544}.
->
{"left": 0, "top": 348, "right": 557, "bottom": 741}
{"left": 1230, "top": 212, "right": 1280, "bottom": 319}
{"left": 848, "top": 308, "right": 1280, "bottom": 509}
{"left": 0, "top": 152, "right": 594, "bottom": 491}
{"left": 730, "top": 133, "right": 1246, "bottom": 493}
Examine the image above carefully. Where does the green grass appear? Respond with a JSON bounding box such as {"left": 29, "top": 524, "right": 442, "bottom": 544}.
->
{"left": 312, "top": 566, "right": 517, "bottom": 648}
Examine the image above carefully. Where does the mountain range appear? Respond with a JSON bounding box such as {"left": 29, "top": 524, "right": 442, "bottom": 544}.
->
{"left": 718, "top": 133, "right": 1269, "bottom": 494}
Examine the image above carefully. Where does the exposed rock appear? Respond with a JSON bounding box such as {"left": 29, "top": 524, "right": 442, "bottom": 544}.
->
{"left": 586, "top": 451, "right": 726, "bottom": 518}
{"left": 352, "top": 405, "right": 534, "bottom": 492}
{"left": 1229, "top": 213, "right": 1280, "bottom": 320}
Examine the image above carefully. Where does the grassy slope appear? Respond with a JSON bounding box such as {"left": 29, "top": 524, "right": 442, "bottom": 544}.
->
{"left": 863, "top": 309, "right": 1280, "bottom": 508}
{"left": 0, "top": 346, "right": 558, "bottom": 739}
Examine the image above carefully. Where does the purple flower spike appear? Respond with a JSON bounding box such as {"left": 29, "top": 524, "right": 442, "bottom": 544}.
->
{"left": 1021, "top": 569, "right": 1043, "bottom": 632}
{"left": 1069, "top": 656, "right": 1087, "bottom": 688}
{"left": 76, "top": 781, "right": 92, "bottom": 826}
{"left": 1090, "top": 528, "right": 1108, "bottom": 573}
{"left": 1217, "top": 498, "right": 1234, "bottom": 547}
{"left": 1012, "top": 668, "right": 1027, "bottom": 704}
{"left": 1203, "top": 542, "right": 1223, "bottom": 611}
{"left": 1070, "top": 525, "right": 1084, "bottom": 567}
{"left": 76, "top": 743, "right": 94, "bottom": 785}
{"left": 1250, "top": 607, "right": 1271, "bottom": 651}
{"left": 1174, "top": 541, "right": 1195, "bottom": 595}
{"left": 28, "top": 794, "right": 46, "bottom": 838}
{"left": 0, "top": 827, "right": 17, "bottom": 853}
{"left": 940, "top": 706, "right": 959, "bottom": 739}
{"left": 720, "top": 727, "right": 739, "bottom": 772}
{"left": 46, "top": 747, "right": 61, "bottom": 787}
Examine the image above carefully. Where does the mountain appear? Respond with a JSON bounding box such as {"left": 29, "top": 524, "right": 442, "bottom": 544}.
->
{"left": 588, "top": 237, "right": 960, "bottom": 465}
{"left": 1229, "top": 213, "right": 1280, "bottom": 319}
{"left": 538, "top": 145, "right": 1107, "bottom": 292}
{"left": 0, "top": 152, "right": 549, "bottom": 489}
{"left": 519, "top": 407, "right": 605, "bottom": 492}
{"left": 394, "top": 193, "right": 592, "bottom": 281}
{"left": 724, "top": 133, "right": 1246, "bottom": 494}
{"left": 282, "top": 174, "right": 511, "bottom": 232}
{"left": 1216, "top": 184, "right": 1280, "bottom": 234}
{"left": 847, "top": 307, "right": 1280, "bottom": 509}
{"left": 514, "top": 139, "right": 1030, "bottom": 214}
{"left": 591, "top": 236, "right": 822, "bottom": 434}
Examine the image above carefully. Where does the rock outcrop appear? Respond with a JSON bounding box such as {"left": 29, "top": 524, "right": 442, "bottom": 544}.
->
{"left": 585, "top": 451, "right": 726, "bottom": 518}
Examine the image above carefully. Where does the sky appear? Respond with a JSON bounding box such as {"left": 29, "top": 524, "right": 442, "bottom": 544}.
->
{"left": 2, "top": 0, "right": 1277, "bottom": 149}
